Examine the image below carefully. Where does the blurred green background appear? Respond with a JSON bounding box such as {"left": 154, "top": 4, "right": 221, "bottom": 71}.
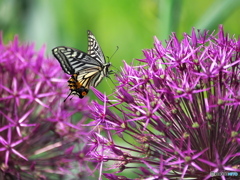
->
{"left": 1, "top": 0, "right": 240, "bottom": 178}
{"left": 1, "top": 0, "right": 240, "bottom": 98}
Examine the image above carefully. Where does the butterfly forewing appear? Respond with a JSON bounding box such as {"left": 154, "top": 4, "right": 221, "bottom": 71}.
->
{"left": 87, "top": 30, "right": 106, "bottom": 64}
{"left": 52, "top": 46, "right": 104, "bottom": 74}
{"left": 52, "top": 47, "right": 75, "bottom": 74}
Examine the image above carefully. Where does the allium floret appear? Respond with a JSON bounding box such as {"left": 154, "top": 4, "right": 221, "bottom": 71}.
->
{"left": 0, "top": 34, "right": 92, "bottom": 179}
{"left": 89, "top": 25, "right": 240, "bottom": 179}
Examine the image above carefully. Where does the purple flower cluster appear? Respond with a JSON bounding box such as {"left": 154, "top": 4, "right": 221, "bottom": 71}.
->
{"left": 0, "top": 34, "right": 92, "bottom": 179}
{"left": 89, "top": 25, "right": 240, "bottom": 179}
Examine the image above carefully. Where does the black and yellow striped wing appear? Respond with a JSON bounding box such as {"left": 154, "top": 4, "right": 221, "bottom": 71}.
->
{"left": 52, "top": 30, "right": 111, "bottom": 99}
{"left": 52, "top": 46, "right": 103, "bottom": 75}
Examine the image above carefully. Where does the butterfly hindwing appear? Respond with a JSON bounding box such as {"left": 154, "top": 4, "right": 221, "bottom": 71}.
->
{"left": 76, "top": 65, "right": 106, "bottom": 88}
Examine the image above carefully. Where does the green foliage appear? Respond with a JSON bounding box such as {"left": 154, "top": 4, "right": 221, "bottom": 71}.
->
{"left": 1, "top": 0, "right": 240, "bottom": 108}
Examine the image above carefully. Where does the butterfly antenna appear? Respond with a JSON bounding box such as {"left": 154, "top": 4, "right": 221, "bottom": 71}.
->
{"left": 107, "top": 46, "right": 119, "bottom": 63}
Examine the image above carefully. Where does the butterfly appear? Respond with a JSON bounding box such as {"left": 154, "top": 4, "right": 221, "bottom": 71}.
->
{"left": 52, "top": 30, "right": 111, "bottom": 101}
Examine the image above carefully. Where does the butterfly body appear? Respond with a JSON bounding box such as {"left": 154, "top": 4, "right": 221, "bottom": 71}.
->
{"left": 52, "top": 30, "right": 110, "bottom": 99}
{"left": 67, "top": 73, "right": 89, "bottom": 98}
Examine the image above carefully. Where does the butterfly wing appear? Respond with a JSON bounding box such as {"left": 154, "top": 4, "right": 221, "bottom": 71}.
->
{"left": 76, "top": 66, "right": 107, "bottom": 89}
{"left": 87, "top": 30, "right": 106, "bottom": 64}
{"left": 52, "top": 30, "right": 110, "bottom": 100}
{"left": 52, "top": 46, "right": 102, "bottom": 75}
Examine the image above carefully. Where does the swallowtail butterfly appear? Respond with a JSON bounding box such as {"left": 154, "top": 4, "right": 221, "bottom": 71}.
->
{"left": 52, "top": 30, "right": 111, "bottom": 101}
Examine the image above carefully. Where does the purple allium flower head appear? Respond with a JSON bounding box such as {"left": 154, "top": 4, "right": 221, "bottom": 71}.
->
{"left": 0, "top": 34, "right": 92, "bottom": 179}
{"left": 89, "top": 25, "right": 240, "bottom": 179}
